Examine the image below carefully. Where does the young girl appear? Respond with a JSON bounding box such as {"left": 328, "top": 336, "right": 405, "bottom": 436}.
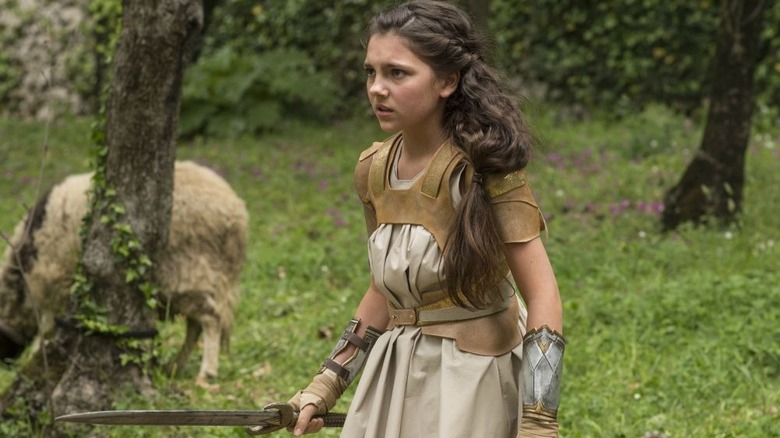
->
{"left": 286, "top": 1, "right": 564, "bottom": 437}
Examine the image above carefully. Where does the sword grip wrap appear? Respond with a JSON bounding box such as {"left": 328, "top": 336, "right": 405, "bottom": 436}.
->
{"left": 320, "top": 412, "right": 347, "bottom": 428}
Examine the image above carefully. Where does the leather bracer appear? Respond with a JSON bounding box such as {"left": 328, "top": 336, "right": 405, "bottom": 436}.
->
{"left": 321, "top": 318, "right": 383, "bottom": 386}
{"left": 289, "top": 318, "right": 383, "bottom": 413}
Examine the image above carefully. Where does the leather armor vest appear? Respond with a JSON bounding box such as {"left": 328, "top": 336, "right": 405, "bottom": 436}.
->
{"left": 354, "top": 134, "right": 528, "bottom": 356}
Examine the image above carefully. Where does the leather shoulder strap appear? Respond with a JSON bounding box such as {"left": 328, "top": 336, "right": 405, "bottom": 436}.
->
{"left": 358, "top": 139, "right": 386, "bottom": 162}
{"left": 354, "top": 134, "right": 398, "bottom": 203}
{"left": 420, "top": 142, "right": 460, "bottom": 198}
{"left": 368, "top": 134, "right": 401, "bottom": 199}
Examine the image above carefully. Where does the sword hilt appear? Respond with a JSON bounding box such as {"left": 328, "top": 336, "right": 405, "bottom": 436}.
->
{"left": 318, "top": 412, "right": 347, "bottom": 428}
{"left": 244, "top": 403, "right": 346, "bottom": 436}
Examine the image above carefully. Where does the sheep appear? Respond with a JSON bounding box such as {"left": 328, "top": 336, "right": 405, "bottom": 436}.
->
{"left": 0, "top": 160, "right": 248, "bottom": 386}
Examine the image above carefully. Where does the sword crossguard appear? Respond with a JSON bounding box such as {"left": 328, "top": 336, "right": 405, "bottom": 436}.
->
{"left": 244, "top": 402, "right": 297, "bottom": 436}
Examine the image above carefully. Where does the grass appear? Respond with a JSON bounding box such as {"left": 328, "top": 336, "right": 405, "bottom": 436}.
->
{"left": 1, "top": 104, "right": 778, "bottom": 437}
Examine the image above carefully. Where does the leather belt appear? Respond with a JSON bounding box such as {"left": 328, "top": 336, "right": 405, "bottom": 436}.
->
{"left": 387, "top": 290, "right": 513, "bottom": 327}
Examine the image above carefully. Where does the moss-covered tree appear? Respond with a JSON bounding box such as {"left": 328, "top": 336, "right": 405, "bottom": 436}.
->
{"left": 0, "top": 1, "right": 206, "bottom": 436}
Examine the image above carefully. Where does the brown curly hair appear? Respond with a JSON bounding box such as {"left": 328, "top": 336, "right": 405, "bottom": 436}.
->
{"left": 366, "top": 1, "right": 536, "bottom": 308}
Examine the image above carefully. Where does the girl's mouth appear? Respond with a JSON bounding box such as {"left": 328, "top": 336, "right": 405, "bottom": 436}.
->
{"left": 375, "top": 105, "right": 393, "bottom": 117}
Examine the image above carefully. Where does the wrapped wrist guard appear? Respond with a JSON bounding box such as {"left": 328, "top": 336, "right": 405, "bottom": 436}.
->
{"left": 288, "top": 318, "right": 382, "bottom": 413}
{"left": 288, "top": 368, "right": 346, "bottom": 414}
{"left": 519, "top": 325, "right": 565, "bottom": 437}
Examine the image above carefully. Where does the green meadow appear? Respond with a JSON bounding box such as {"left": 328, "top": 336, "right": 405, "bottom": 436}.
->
{"left": 1, "top": 105, "right": 778, "bottom": 437}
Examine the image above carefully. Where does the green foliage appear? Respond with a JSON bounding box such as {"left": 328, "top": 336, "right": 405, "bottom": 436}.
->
{"left": 198, "top": 0, "right": 779, "bottom": 126}
{"left": 3, "top": 0, "right": 778, "bottom": 123}
{"left": 201, "top": 0, "right": 395, "bottom": 111}
{"left": 526, "top": 103, "right": 780, "bottom": 436}
{"left": 491, "top": 0, "right": 720, "bottom": 113}
{"left": 491, "top": 0, "right": 779, "bottom": 113}
{"left": 2, "top": 106, "right": 779, "bottom": 436}
{"left": 0, "top": 397, "right": 46, "bottom": 437}
{"left": 179, "top": 47, "right": 339, "bottom": 138}
{"left": 755, "top": 3, "right": 780, "bottom": 105}
{"left": 0, "top": 44, "right": 19, "bottom": 102}
{"left": 87, "top": 0, "right": 122, "bottom": 60}
{"left": 66, "top": 0, "right": 122, "bottom": 112}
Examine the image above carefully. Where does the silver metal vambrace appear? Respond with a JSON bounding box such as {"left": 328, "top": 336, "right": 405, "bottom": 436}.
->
{"left": 521, "top": 325, "right": 566, "bottom": 421}
{"left": 321, "top": 318, "right": 383, "bottom": 386}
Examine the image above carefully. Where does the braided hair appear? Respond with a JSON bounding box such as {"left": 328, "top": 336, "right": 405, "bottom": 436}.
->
{"left": 367, "top": 0, "right": 535, "bottom": 308}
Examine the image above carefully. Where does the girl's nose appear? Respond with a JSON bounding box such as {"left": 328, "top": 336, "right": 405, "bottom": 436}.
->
{"left": 368, "top": 78, "right": 388, "bottom": 97}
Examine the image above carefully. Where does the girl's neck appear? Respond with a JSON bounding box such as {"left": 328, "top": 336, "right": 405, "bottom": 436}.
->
{"left": 400, "top": 130, "right": 445, "bottom": 159}
{"left": 396, "top": 130, "right": 446, "bottom": 180}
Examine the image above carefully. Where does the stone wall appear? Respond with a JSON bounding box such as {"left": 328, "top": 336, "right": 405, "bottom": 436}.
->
{"left": 0, "top": 0, "right": 92, "bottom": 119}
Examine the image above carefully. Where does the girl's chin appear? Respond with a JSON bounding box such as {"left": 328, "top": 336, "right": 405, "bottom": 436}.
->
{"left": 376, "top": 120, "right": 399, "bottom": 132}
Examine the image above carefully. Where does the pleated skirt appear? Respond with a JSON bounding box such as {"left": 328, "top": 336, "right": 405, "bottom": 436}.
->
{"left": 341, "top": 326, "right": 524, "bottom": 438}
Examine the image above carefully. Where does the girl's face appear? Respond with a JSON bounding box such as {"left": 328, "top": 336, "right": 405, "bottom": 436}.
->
{"left": 364, "top": 33, "right": 458, "bottom": 138}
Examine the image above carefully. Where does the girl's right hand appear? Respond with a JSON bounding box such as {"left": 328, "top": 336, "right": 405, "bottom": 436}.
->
{"left": 289, "top": 404, "right": 325, "bottom": 436}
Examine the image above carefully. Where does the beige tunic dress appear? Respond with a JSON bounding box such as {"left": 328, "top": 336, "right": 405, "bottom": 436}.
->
{"left": 341, "top": 149, "right": 542, "bottom": 438}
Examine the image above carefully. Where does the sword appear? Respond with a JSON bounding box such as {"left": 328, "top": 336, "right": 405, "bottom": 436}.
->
{"left": 55, "top": 402, "right": 346, "bottom": 435}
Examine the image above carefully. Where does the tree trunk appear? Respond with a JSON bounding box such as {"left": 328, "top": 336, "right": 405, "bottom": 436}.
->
{"left": 661, "top": 0, "right": 770, "bottom": 230}
{"left": 0, "top": 1, "right": 204, "bottom": 436}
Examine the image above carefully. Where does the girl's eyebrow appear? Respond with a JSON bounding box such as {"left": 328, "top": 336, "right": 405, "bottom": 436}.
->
{"left": 363, "top": 60, "right": 412, "bottom": 70}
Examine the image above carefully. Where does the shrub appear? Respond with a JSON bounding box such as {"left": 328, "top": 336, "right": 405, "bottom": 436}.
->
{"left": 202, "top": 0, "right": 395, "bottom": 111}
{"left": 179, "top": 47, "right": 339, "bottom": 138}
{"left": 491, "top": 0, "right": 778, "bottom": 113}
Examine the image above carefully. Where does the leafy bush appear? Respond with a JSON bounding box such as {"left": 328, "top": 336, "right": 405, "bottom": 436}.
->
{"left": 491, "top": 0, "right": 778, "bottom": 113}
{"left": 755, "top": 4, "right": 780, "bottom": 105}
{"left": 202, "top": 0, "right": 395, "bottom": 111}
{"left": 202, "top": 0, "right": 780, "bottom": 119}
{"left": 2, "top": 0, "right": 777, "bottom": 124}
{"left": 0, "top": 51, "right": 19, "bottom": 107}
{"left": 179, "top": 47, "right": 340, "bottom": 138}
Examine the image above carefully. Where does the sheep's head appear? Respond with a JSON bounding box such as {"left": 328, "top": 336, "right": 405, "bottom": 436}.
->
{"left": 0, "top": 243, "right": 37, "bottom": 359}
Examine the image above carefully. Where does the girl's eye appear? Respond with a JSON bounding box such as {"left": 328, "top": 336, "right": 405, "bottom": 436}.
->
{"left": 391, "top": 69, "right": 406, "bottom": 79}
{"left": 365, "top": 67, "right": 376, "bottom": 78}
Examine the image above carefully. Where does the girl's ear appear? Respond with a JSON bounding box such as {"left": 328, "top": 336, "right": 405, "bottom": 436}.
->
{"left": 439, "top": 71, "right": 460, "bottom": 99}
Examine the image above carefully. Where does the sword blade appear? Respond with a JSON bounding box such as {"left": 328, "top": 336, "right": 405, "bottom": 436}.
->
{"left": 55, "top": 409, "right": 347, "bottom": 428}
{"left": 56, "top": 409, "right": 283, "bottom": 427}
